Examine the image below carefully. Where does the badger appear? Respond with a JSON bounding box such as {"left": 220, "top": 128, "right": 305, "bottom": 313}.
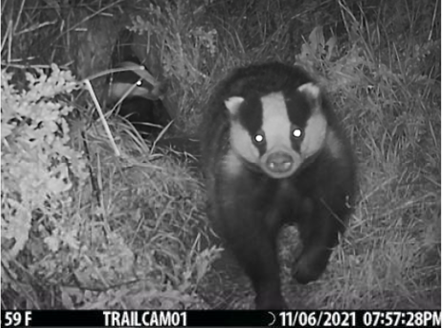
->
{"left": 107, "top": 59, "right": 172, "bottom": 137}
{"left": 200, "top": 62, "right": 357, "bottom": 309}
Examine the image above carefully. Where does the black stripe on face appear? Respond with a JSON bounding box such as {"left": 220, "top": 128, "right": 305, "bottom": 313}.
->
{"left": 238, "top": 96, "right": 262, "bottom": 132}
{"left": 289, "top": 123, "right": 303, "bottom": 152}
{"left": 284, "top": 88, "right": 312, "bottom": 126}
{"left": 237, "top": 96, "right": 267, "bottom": 155}
{"left": 282, "top": 89, "right": 315, "bottom": 152}
{"left": 113, "top": 70, "right": 140, "bottom": 84}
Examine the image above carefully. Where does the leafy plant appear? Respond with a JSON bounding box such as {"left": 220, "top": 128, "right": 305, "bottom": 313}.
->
{"left": 2, "top": 64, "right": 87, "bottom": 271}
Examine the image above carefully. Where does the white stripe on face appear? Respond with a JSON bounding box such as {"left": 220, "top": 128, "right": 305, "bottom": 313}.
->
{"left": 297, "top": 83, "right": 328, "bottom": 159}
{"left": 300, "top": 112, "right": 327, "bottom": 158}
{"left": 260, "top": 92, "right": 293, "bottom": 152}
{"left": 109, "top": 82, "right": 157, "bottom": 101}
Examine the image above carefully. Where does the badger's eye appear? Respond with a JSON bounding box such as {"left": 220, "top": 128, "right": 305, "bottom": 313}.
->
{"left": 136, "top": 80, "right": 143, "bottom": 86}
{"left": 253, "top": 133, "right": 265, "bottom": 144}
{"left": 292, "top": 128, "right": 303, "bottom": 138}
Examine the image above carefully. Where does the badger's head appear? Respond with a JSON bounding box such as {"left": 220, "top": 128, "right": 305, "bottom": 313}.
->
{"left": 108, "top": 61, "right": 168, "bottom": 102}
{"left": 225, "top": 83, "right": 328, "bottom": 179}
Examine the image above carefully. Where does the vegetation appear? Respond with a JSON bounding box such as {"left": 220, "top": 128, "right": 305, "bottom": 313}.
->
{"left": 1, "top": 0, "right": 440, "bottom": 309}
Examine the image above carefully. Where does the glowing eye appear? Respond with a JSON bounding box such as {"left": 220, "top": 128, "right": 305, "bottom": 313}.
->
{"left": 292, "top": 128, "right": 303, "bottom": 138}
{"left": 136, "top": 80, "right": 143, "bottom": 86}
{"left": 254, "top": 133, "right": 265, "bottom": 144}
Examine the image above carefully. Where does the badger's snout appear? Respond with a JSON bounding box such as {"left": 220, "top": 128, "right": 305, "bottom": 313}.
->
{"left": 261, "top": 150, "right": 300, "bottom": 179}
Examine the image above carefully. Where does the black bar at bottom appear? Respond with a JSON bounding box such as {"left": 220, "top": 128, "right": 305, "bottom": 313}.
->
{"left": 1, "top": 309, "right": 441, "bottom": 327}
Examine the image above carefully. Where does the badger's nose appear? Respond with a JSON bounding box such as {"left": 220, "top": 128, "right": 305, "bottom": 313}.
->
{"left": 266, "top": 151, "right": 294, "bottom": 173}
{"left": 261, "top": 150, "right": 300, "bottom": 179}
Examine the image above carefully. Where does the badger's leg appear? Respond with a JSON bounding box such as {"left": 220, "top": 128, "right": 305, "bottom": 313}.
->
{"left": 223, "top": 207, "right": 286, "bottom": 309}
{"left": 293, "top": 196, "right": 349, "bottom": 284}
{"left": 216, "top": 177, "right": 287, "bottom": 309}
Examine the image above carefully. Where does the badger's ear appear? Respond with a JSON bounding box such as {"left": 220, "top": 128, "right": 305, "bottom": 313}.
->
{"left": 224, "top": 96, "right": 244, "bottom": 116}
{"left": 297, "top": 83, "right": 321, "bottom": 109}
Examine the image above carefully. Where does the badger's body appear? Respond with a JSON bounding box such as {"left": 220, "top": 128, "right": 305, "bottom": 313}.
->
{"left": 201, "top": 62, "right": 356, "bottom": 309}
{"left": 117, "top": 96, "right": 171, "bottom": 136}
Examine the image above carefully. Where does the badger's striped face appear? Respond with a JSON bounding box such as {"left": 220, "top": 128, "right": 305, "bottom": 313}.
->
{"left": 109, "top": 77, "right": 155, "bottom": 101}
{"left": 108, "top": 64, "right": 166, "bottom": 102}
{"left": 225, "top": 83, "right": 327, "bottom": 179}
